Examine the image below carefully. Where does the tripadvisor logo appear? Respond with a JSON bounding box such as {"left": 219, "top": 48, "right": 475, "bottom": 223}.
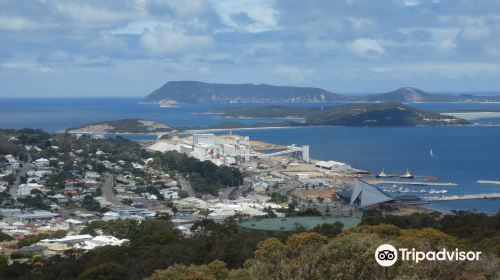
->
{"left": 375, "top": 244, "right": 482, "bottom": 267}
{"left": 375, "top": 244, "right": 398, "bottom": 267}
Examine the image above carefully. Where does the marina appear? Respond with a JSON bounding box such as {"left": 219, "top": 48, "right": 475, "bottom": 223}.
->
{"left": 424, "top": 193, "right": 500, "bottom": 201}
{"left": 477, "top": 180, "right": 500, "bottom": 185}
{"left": 363, "top": 179, "right": 457, "bottom": 187}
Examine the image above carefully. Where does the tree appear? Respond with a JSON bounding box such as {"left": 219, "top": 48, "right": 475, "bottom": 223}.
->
{"left": 0, "top": 231, "right": 13, "bottom": 242}
{"left": 199, "top": 209, "right": 212, "bottom": 219}
{"left": 146, "top": 261, "right": 251, "bottom": 280}
{"left": 311, "top": 222, "right": 343, "bottom": 238}
{"left": 81, "top": 195, "right": 101, "bottom": 211}
{"left": 78, "top": 262, "right": 130, "bottom": 280}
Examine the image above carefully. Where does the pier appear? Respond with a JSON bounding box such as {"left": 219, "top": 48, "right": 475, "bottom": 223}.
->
{"left": 477, "top": 180, "right": 500, "bottom": 185}
{"left": 424, "top": 193, "right": 500, "bottom": 201}
{"left": 363, "top": 179, "right": 457, "bottom": 187}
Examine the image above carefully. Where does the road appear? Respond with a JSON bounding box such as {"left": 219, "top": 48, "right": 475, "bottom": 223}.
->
{"left": 179, "top": 178, "right": 195, "bottom": 197}
{"left": 10, "top": 154, "right": 31, "bottom": 198}
{"left": 101, "top": 173, "right": 120, "bottom": 205}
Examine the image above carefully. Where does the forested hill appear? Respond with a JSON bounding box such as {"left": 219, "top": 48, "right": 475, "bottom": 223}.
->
{"left": 206, "top": 103, "right": 470, "bottom": 126}
{"left": 143, "top": 81, "right": 500, "bottom": 104}
{"left": 142, "top": 81, "right": 349, "bottom": 103}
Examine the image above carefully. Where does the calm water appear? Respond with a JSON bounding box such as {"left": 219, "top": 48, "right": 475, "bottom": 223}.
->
{"left": 1, "top": 97, "right": 499, "bottom": 213}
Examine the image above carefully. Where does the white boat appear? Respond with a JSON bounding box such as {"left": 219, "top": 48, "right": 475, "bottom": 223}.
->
{"left": 430, "top": 149, "right": 434, "bottom": 157}
{"left": 376, "top": 169, "right": 393, "bottom": 178}
{"left": 400, "top": 169, "right": 414, "bottom": 179}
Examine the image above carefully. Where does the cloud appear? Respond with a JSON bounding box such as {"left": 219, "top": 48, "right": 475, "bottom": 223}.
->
{"left": 370, "top": 62, "right": 500, "bottom": 79}
{"left": 347, "top": 38, "right": 386, "bottom": 59}
{"left": 230, "top": 12, "right": 256, "bottom": 26}
{"left": 274, "top": 65, "right": 315, "bottom": 82}
{"left": 0, "top": 16, "right": 44, "bottom": 31}
{"left": 140, "top": 28, "right": 213, "bottom": 55}
{"left": 2, "top": 0, "right": 500, "bottom": 96}
{"left": 1, "top": 61, "right": 55, "bottom": 74}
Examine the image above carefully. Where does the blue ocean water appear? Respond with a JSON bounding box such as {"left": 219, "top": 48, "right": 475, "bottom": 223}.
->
{"left": 233, "top": 126, "right": 500, "bottom": 213}
{"left": 0, "top": 98, "right": 286, "bottom": 132}
{"left": 0, "top": 97, "right": 499, "bottom": 213}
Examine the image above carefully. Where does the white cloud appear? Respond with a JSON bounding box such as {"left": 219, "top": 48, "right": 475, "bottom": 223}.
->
{"left": 370, "top": 62, "right": 500, "bottom": 79}
{"left": 275, "top": 65, "right": 315, "bottom": 82}
{"left": 347, "top": 38, "right": 385, "bottom": 59}
{"left": 1, "top": 62, "right": 55, "bottom": 74}
{"left": 50, "top": 2, "right": 134, "bottom": 26}
{"left": 140, "top": 28, "right": 213, "bottom": 55}
{"left": 212, "top": 0, "right": 278, "bottom": 32}
{"left": 0, "top": 16, "right": 43, "bottom": 31}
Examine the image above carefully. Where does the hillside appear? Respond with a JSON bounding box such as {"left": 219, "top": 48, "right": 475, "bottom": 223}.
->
{"left": 143, "top": 81, "right": 500, "bottom": 104}
{"left": 142, "top": 81, "right": 349, "bottom": 103}
{"left": 208, "top": 103, "right": 469, "bottom": 126}
{"left": 205, "top": 106, "right": 313, "bottom": 119}
{"left": 66, "top": 119, "right": 173, "bottom": 134}
{"left": 366, "top": 87, "right": 452, "bottom": 102}
{"left": 305, "top": 103, "right": 469, "bottom": 126}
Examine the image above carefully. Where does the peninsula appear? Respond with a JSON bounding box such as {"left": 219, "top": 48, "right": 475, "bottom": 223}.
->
{"left": 143, "top": 81, "right": 500, "bottom": 104}
{"left": 66, "top": 119, "right": 173, "bottom": 134}
{"left": 205, "top": 103, "right": 469, "bottom": 127}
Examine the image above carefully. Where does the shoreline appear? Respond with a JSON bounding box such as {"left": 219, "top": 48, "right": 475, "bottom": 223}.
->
{"left": 61, "top": 122, "right": 500, "bottom": 136}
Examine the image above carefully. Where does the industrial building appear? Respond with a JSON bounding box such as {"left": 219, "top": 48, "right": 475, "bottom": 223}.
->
{"left": 148, "top": 133, "right": 310, "bottom": 166}
{"left": 350, "top": 179, "right": 394, "bottom": 208}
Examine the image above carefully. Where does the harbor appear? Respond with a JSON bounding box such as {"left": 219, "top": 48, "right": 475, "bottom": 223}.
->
{"left": 363, "top": 178, "right": 457, "bottom": 187}
{"left": 477, "top": 180, "right": 500, "bottom": 185}
{"left": 424, "top": 193, "right": 500, "bottom": 201}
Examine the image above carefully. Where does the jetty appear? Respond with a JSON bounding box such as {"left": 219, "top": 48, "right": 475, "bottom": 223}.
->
{"left": 364, "top": 179, "right": 457, "bottom": 187}
{"left": 424, "top": 193, "right": 500, "bottom": 201}
{"left": 477, "top": 180, "right": 500, "bottom": 185}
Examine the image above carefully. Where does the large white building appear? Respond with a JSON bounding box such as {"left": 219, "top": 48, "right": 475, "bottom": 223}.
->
{"left": 34, "top": 158, "right": 49, "bottom": 170}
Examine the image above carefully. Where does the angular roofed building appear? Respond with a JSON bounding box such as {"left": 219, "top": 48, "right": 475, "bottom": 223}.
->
{"left": 350, "top": 179, "right": 393, "bottom": 208}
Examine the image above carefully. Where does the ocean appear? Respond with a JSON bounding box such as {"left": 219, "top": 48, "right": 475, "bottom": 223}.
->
{"left": 1, "top": 97, "right": 499, "bottom": 214}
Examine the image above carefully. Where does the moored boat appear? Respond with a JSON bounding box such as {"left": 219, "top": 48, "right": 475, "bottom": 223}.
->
{"left": 376, "top": 169, "right": 393, "bottom": 178}
{"left": 400, "top": 169, "right": 414, "bottom": 179}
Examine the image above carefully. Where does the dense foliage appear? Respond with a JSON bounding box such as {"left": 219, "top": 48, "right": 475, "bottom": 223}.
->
{"left": 0, "top": 211, "right": 498, "bottom": 279}
{"left": 152, "top": 151, "right": 243, "bottom": 195}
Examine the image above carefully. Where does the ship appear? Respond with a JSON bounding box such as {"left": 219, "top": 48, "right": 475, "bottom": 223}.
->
{"left": 400, "top": 169, "right": 414, "bottom": 179}
{"left": 376, "top": 169, "right": 393, "bottom": 178}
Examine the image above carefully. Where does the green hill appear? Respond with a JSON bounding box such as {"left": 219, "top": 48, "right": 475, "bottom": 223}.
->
{"left": 208, "top": 103, "right": 469, "bottom": 127}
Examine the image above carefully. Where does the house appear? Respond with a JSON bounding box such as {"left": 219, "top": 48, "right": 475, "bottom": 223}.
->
{"left": 19, "top": 245, "right": 46, "bottom": 256}
{"left": 34, "top": 158, "right": 50, "bottom": 170}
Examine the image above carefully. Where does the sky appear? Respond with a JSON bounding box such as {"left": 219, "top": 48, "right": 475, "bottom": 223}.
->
{"left": 1, "top": 0, "right": 500, "bottom": 97}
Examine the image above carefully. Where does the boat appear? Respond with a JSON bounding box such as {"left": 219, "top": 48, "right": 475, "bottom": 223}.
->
{"left": 430, "top": 149, "right": 434, "bottom": 157}
{"left": 400, "top": 169, "right": 414, "bottom": 179}
{"left": 376, "top": 169, "right": 393, "bottom": 178}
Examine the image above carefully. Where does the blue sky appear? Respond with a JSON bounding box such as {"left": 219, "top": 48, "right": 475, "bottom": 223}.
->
{"left": 1, "top": 0, "right": 500, "bottom": 97}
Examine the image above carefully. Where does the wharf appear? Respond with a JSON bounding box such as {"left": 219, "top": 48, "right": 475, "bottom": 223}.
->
{"left": 477, "top": 180, "right": 500, "bottom": 185}
{"left": 424, "top": 193, "right": 500, "bottom": 201}
{"left": 364, "top": 179, "right": 457, "bottom": 187}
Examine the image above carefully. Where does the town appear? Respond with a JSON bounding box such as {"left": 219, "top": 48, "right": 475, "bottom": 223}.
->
{"left": 0, "top": 127, "right": 417, "bottom": 262}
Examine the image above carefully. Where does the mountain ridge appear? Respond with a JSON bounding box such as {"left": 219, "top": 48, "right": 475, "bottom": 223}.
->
{"left": 143, "top": 81, "right": 500, "bottom": 104}
{"left": 206, "top": 103, "right": 470, "bottom": 127}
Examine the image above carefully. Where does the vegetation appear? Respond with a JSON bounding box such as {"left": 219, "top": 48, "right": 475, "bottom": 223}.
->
{"left": 143, "top": 81, "right": 344, "bottom": 103}
{"left": 144, "top": 81, "right": 500, "bottom": 104}
{"left": 67, "top": 119, "right": 172, "bottom": 134}
{"left": 0, "top": 211, "right": 498, "bottom": 279}
{"left": 152, "top": 151, "right": 243, "bottom": 195}
{"left": 270, "top": 192, "right": 288, "bottom": 203}
{"left": 210, "top": 103, "right": 469, "bottom": 127}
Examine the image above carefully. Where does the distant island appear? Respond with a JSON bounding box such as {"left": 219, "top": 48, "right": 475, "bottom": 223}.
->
{"left": 142, "top": 81, "right": 351, "bottom": 103}
{"left": 67, "top": 104, "right": 469, "bottom": 134}
{"left": 205, "top": 103, "right": 470, "bottom": 127}
{"left": 66, "top": 119, "right": 173, "bottom": 134}
{"left": 142, "top": 81, "right": 500, "bottom": 104}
